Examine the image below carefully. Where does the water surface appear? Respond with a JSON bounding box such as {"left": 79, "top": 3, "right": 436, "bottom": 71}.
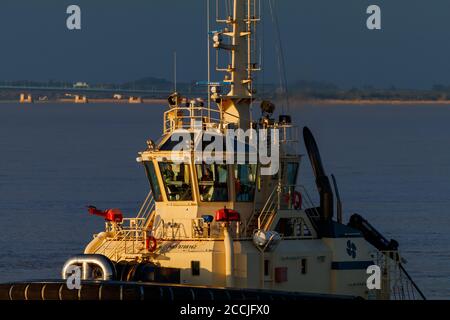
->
{"left": 0, "top": 103, "right": 448, "bottom": 299}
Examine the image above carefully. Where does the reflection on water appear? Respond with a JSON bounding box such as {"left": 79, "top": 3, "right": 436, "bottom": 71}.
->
{"left": 0, "top": 103, "right": 448, "bottom": 299}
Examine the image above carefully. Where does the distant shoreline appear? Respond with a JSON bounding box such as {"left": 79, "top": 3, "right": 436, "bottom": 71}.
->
{"left": 2, "top": 98, "right": 450, "bottom": 105}
{"left": 298, "top": 99, "right": 450, "bottom": 105}
{"left": 0, "top": 98, "right": 167, "bottom": 104}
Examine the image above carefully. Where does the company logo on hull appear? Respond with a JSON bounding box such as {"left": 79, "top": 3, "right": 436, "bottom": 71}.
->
{"left": 346, "top": 240, "right": 357, "bottom": 259}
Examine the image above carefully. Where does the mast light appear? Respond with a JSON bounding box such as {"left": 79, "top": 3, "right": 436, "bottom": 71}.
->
{"left": 212, "top": 32, "right": 223, "bottom": 48}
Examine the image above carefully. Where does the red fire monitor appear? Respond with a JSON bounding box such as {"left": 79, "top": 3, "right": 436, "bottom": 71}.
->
{"left": 88, "top": 206, "right": 123, "bottom": 223}
{"left": 215, "top": 208, "right": 240, "bottom": 222}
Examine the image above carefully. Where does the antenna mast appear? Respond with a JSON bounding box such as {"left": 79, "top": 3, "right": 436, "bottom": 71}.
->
{"left": 212, "top": 0, "right": 261, "bottom": 129}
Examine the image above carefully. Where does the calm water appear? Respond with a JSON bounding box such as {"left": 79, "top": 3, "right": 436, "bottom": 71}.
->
{"left": 0, "top": 103, "right": 448, "bottom": 299}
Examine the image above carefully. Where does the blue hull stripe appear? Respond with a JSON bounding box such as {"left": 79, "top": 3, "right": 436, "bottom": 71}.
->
{"left": 331, "top": 261, "right": 374, "bottom": 270}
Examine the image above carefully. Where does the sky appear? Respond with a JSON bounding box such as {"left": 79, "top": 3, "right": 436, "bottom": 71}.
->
{"left": 0, "top": 0, "right": 449, "bottom": 89}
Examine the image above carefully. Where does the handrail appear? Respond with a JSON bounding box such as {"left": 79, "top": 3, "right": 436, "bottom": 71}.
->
{"left": 93, "top": 190, "right": 156, "bottom": 259}
{"left": 135, "top": 190, "right": 156, "bottom": 228}
{"left": 257, "top": 186, "right": 278, "bottom": 229}
{"left": 256, "top": 184, "right": 320, "bottom": 232}
{"left": 163, "top": 105, "right": 240, "bottom": 134}
{"left": 277, "top": 123, "right": 299, "bottom": 144}
{"left": 95, "top": 227, "right": 146, "bottom": 260}
{"left": 373, "top": 250, "right": 426, "bottom": 300}
{"left": 296, "top": 185, "right": 320, "bottom": 218}
{"left": 398, "top": 264, "right": 426, "bottom": 300}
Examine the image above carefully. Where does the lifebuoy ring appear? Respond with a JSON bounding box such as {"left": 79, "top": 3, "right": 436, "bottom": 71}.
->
{"left": 283, "top": 191, "right": 302, "bottom": 210}
{"left": 145, "top": 236, "right": 157, "bottom": 252}
{"left": 293, "top": 191, "right": 302, "bottom": 210}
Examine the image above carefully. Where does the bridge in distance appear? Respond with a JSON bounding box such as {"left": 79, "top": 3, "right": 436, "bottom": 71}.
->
{"left": 0, "top": 85, "right": 179, "bottom": 98}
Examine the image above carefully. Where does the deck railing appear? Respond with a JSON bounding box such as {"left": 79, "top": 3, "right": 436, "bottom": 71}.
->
{"left": 372, "top": 250, "right": 426, "bottom": 300}
{"left": 94, "top": 190, "right": 156, "bottom": 260}
{"left": 163, "top": 105, "right": 239, "bottom": 134}
{"left": 245, "top": 184, "right": 319, "bottom": 234}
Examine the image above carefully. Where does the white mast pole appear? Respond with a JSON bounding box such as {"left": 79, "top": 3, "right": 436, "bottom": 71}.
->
{"left": 214, "top": 0, "right": 260, "bottom": 128}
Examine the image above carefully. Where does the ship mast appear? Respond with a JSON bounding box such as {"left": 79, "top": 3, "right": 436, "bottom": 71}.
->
{"left": 212, "top": 0, "right": 260, "bottom": 129}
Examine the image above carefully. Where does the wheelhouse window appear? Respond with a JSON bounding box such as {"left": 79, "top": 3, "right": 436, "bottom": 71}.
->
{"left": 196, "top": 164, "right": 228, "bottom": 202}
{"left": 159, "top": 162, "right": 193, "bottom": 201}
{"left": 143, "top": 161, "right": 163, "bottom": 202}
{"left": 287, "top": 162, "right": 299, "bottom": 186}
{"left": 234, "top": 164, "right": 257, "bottom": 202}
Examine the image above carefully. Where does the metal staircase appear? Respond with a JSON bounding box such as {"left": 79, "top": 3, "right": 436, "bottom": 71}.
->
{"left": 257, "top": 186, "right": 279, "bottom": 230}
{"left": 244, "top": 184, "right": 320, "bottom": 236}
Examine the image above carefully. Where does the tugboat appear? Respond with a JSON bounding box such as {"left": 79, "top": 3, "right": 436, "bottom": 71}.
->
{"left": 1, "top": 0, "right": 425, "bottom": 301}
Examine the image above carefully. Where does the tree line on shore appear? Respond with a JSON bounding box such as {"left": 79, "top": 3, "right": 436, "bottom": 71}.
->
{"left": 2, "top": 78, "right": 450, "bottom": 101}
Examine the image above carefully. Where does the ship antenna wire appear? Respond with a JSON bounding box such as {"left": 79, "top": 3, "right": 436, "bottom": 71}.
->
{"left": 207, "top": 0, "right": 211, "bottom": 116}
{"left": 268, "top": 0, "right": 290, "bottom": 114}
{"left": 174, "top": 51, "right": 177, "bottom": 92}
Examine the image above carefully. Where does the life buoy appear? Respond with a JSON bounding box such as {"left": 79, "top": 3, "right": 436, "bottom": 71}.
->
{"left": 293, "top": 191, "right": 302, "bottom": 210}
{"left": 283, "top": 191, "right": 302, "bottom": 210}
{"left": 145, "top": 236, "right": 157, "bottom": 252}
